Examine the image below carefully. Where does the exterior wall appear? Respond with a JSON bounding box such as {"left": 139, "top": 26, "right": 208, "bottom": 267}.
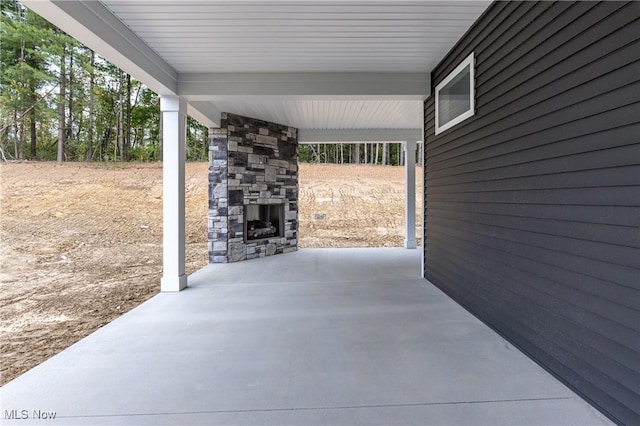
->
{"left": 208, "top": 113, "right": 299, "bottom": 263}
{"left": 423, "top": 2, "right": 640, "bottom": 425}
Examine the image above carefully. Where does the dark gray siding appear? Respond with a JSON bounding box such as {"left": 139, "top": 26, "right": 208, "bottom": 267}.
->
{"left": 423, "top": 2, "right": 640, "bottom": 424}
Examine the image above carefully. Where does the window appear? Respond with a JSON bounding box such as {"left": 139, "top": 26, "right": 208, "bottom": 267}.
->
{"left": 435, "top": 53, "right": 475, "bottom": 135}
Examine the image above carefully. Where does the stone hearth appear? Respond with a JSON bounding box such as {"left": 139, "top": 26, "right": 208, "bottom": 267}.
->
{"left": 208, "top": 113, "right": 298, "bottom": 263}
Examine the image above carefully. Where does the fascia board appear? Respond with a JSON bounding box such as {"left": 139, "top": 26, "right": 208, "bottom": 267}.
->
{"left": 178, "top": 72, "right": 430, "bottom": 100}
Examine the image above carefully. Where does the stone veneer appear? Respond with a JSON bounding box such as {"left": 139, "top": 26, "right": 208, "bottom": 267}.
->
{"left": 208, "top": 113, "right": 298, "bottom": 263}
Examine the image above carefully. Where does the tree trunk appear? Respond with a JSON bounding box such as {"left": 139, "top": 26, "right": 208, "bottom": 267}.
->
{"left": 87, "top": 50, "right": 95, "bottom": 161}
{"left": 117, "top": 71, "right": 124, "bottom": 161}
{"left": 203, "top": 126, "right": 209, "bottom": 158}
{"left": 125, "top": 73, "right": 131, "bottom": 161}
{"left": 17, "top": 31, "right": 25, "bottom": 159}
{"left": 158, "top": 112, "right": 163, "bottom": 161}
{"left": 12, "top": 110, "right": 18, "bottom": 159}
{"left": 1, "top": 116, "right": 8, "bottom": 153}
{"left": 101, "top": 128, "right": 110, "bottom": 161}
{"left": 382, "top": 143, "right": 387, "bottom": 165}
{"left": 28, "top": 107, "right": 36, "bottom": 159}
{"left": 17, "top": 112, "right": 24, "bottom": 160}
{"left": 371, "top": 142, "right": 380, "bottom": 165}
{"left": 57, "top": 47, "right": 66, "bottom": 163}
{"left": 67, "top": 48, "right": 73, "bottom": 150}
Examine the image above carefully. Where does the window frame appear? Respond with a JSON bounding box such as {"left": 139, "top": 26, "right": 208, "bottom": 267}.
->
{"left": 435, "top": 52, "right": 475, "bottom": 135}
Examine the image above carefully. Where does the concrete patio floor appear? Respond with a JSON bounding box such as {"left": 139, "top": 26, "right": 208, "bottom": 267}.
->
{"left": 1, "top": 248, "right": 611, "bottom": 425}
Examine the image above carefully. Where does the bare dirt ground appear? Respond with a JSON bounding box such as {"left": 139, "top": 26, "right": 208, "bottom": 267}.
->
{"left": 0, "top": 162, "right": 422, "bottom": 386}
{"left": 299, "top": 163, "right": 423, "bottom": 248}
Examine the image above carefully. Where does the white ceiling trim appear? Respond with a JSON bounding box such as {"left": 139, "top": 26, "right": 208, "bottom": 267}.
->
{"left": 187, "top": 102, "right": 222, "bottom": 128}
{"left": 179, "top": 72, "right": 429, "bottom": 100}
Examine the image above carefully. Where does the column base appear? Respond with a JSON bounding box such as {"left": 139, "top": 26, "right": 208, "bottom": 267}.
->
{"left": 161, "top": 274, "right": 188, "bottom": 292}
{"left": 404, "top": 239, "right": 417, "bottom": 249}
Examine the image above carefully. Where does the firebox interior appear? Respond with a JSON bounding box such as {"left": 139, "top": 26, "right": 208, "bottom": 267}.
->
{"left": 245, "top": 204, "right": 284, "bottom": 242}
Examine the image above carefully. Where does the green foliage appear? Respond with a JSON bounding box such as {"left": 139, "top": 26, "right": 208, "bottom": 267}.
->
{"left": 0, "top": 1, "right": 207, "bottom": 162}
{"left": 1, "top": 1, "right": 54, "bottom": 158}
{"left": 298, "top": 145, "right": 314, "bottom": 163}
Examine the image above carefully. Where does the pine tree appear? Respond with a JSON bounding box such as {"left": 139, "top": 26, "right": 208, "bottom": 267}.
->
{"left": 1, "top": 1, "right": 55, "bottom": 159}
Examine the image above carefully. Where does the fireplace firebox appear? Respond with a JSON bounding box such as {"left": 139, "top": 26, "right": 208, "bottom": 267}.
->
{"left": 245, "top": 204, "right": 284, "bottom": 242}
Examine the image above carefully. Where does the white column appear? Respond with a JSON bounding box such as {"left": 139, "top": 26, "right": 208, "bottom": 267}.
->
{"left": 160, "top": 96, "right": 187, "bottom": 292}
{"left": 404, "top": 140, "right": 417, "bottom": 249}
{"left": 421, "top": 125, "right": 426, "bottom": 278}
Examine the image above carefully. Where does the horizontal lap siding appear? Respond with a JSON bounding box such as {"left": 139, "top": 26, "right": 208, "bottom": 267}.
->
{"left": 423, "top": 1, "right": 640, "bottom": 425}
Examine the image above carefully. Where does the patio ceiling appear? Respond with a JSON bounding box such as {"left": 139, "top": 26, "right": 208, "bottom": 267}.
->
{"left": 23, "top": 1, "right": 490, "bottom": 136}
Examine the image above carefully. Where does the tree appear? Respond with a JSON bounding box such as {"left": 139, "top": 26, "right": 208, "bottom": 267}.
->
{"left": 86, "top": 49, "right": 95, "bottom": 161}
{"left": 117, "top": 69, "right": 124, "bottom": 161}
{"left": 382, "top": 143, "right": 387, "bottom": 165}
{"left": 129, "top": 86, "right": 159, "bottom": 161}
{"left": 0, "top": 1, "right": 54, "bottom": 159}
{"left": 56, "top": 42, "right": 65, "bottom": 162}
{"left": 125, "top": 72, "right": 131, "bottom": 161}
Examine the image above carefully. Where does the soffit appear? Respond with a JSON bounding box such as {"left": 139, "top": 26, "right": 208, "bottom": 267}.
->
{"left": 212, "top": 99, "right": 422, "bottom": 129}
{"left": 100, "top": 1, "right": 490, "bottom": 73}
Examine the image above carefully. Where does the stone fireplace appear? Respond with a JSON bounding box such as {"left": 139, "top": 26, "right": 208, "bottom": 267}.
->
{"left": 208, "top": 113, "right": 298, "bottom": 263}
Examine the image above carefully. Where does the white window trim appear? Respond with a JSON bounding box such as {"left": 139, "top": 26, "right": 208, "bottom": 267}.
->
{"left": 435, "top": 52, "right": 475, "bottom": 135}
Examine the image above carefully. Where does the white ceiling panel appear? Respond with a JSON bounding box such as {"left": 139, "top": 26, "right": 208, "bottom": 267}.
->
{"left": 212, "top": 99, "right": 423, "bottom": 129}
{"left": 102, "top": 1, "right": 490, "bottom": 73}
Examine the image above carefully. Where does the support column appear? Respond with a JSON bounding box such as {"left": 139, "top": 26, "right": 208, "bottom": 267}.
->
{"left": 160, "top": 96, "right": 187, "bottom": 291}
{"left": 421, "top": 125, "right": 426, "bottom": 277}
{"left": 404, "top": 140, "right": 417, "bottom": 249}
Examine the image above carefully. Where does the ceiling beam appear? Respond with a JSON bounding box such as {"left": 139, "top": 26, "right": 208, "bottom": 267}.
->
{"left": 179, "top": 72, "right": 429, "bottom": 100}
{"left": 23, "top": 0, "right": 178, "bottom": 96}
{"left": 187, "top": 102, "right": 222, "bottom": 128}
{"left": 299, "top": 128, "right": 423, "bottom": 143}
